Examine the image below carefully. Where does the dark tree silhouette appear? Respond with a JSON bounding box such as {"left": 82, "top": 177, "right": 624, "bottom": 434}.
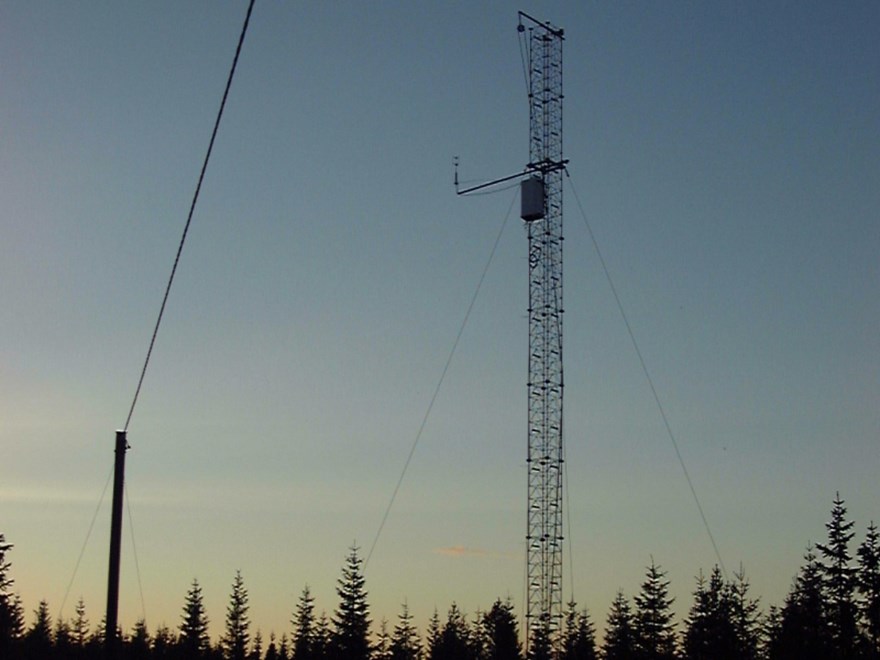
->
{"left": 249, "top": 629, "right": 263, "bottom": 660}
{"left": 526, "top": 620, "right": 552, "bottom": 660}
{"left": 277, "top": 632, "right": 291, "bottom": 660}
{"left": 470, "top": 607, "right": 488, "bottom": 660}
{"left": 560, "top": 600, "right": 596, "bottom": 660}
{"left": 858, "top": 521, "right": 880, "bottom": 658}
{"left": 265, "top": 632, "right": 279, "bottom": 660}
{"left": 292, "top": 586, "right": 317, "bottom": 660}
{"left": 127, "top": 618, "right": 151, "bottom": 660}
{"left": 331, "top": 546, "right": 371, "bottom": 660}
{"left": 729, "top": 566, "right": 761, "bottom": 660}
{"left": 153, "top": 623, "right": 175, "bottom": 660}
{"left": 280, "top": 633, "right": 292, "bottom": 660}
{"left": 54, "top": 615, "right": 73, "bottom": 660}
{"left": 222, "top": 571, "right": 251, "bottom": 660}
{"left": 89, "top": 615, "right": 110, "bottom": 657}
{"left": 14, "top": 503, "right": 880, "bottom": 660}
{"left": 0, "top": 534, "right": 24, "bottom": 656}
{"left": 389, "top": 601, "right": 421, "bottom": 660}
{"left": 602, "top": 591, "right": 636, "bottom": 660}
{"left": 682, "top": 568, "right": 708, "bottom": 659}
{"left": 816, "top": 493, "right": 859, "bottom": 658}
{"left": 682, "top": 566, "right": 737, "bottom": 660}
{"left": 633, "top": 559, "right": 676, "bottom": 660}
{"left": 481, "top": 597, "right": 521, "bottom": 660}
{"left": 769, "top": 545, "right": 832, "bottom": 660}
{"left": 430, "top": 603, "right": 473, "bottom": 660}
{"left": 71, "top": 596, "right": 90, "bottom": 651}
{"left": 425, "top": 608, "right": 441, "bottom": 659}
{"left": 179, "top": 579, "right": 211, "bottom": 659}
{"left": 375, "top": 618, "right": 392, "bottom": 660}
{"left": 313, "top": 612, "right": 331, "bottom": 660}
{"left": 762, "top": 605, "right": 783, "bottom": 659}
{"left": 24, "top": 599, "right": 53, "bottom": 659}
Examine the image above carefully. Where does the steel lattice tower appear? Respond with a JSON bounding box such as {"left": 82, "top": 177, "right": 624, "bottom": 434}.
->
{"left": 455, "top": 12, "right": 565, "bottom": 655}
{"left": 521, "top": 12, "right": 565, "bottom": 654}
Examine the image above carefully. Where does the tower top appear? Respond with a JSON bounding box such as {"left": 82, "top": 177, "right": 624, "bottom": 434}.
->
{"left": 518, "top": 11, "right": 564, "bottom": 39}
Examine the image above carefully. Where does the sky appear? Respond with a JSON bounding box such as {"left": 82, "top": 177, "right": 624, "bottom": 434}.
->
{"left": 1, "top": 0, "right": 878, "bottom": 644}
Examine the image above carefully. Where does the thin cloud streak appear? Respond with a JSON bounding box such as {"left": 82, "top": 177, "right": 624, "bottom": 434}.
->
{"left": 433, "top": 545, "right": 520, "bottom": 560}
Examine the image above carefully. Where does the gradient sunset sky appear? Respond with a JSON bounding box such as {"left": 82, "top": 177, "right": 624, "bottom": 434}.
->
{"left": 2, "top": 0, "right": 878, "bottom": 642}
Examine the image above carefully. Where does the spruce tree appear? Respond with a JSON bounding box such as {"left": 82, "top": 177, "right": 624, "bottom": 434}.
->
{"left": 153, "top": 624, "right": 175, "bottom": 660}
{"left": 292, "top": 586, "right": 316, "bottom": 660}
{"left": 816, "top": 493, "right": 859, "bottom": 658}
{"left": 426, "top": 608, "right": 441, "bottom": 660}
{"left": 772, "top": 545, "right": 832, "bottom": 660}
{"left": 482, "top": 597, "right": 522, "bottom": 660}
{"left": 265, "top": 632, "right": 279, "bottom": 660}
{"left": 250, "top": 630, "right": 263, "bottom": 660}
{"left": 602, "top": 591, "right": 635, "bottom": 660}
{"left": 375, "top": 618, "right": 392, "bottom": 660}
{"left": 222, "top": 571, "right": 251, "bottom": 660}
{"left": 0, "top": 534, "right": 24, "bottom": 655}
{"left": 858, "top": 521, "right": 880, "bottom": 658}
{"left": 682, "top": 566, "right": 736, "bottom": 660}
{"left": 127, "top": 618, "right": 151, "bottom": 660}
{"left": 729, "top": 565, "right": 761, "bottom": 660}
{"left": 331, "top": 546, "right": 371, "bottom": 660}
{"left": 179, "top": 579, "right": 211, "bottom": 659}
{"left": 390, "top": 601, "right": 421, "bottom": 660}
{"left": 633, "top": 559, "right": 676, "bottom": 660}
{"left": 24, "top": 599, "right": 53, "bottom": 658}
{"left": 72, "top": 596, "right": 90, "bottom": 649}
{"left": 433, "top": 603, "right": 473, "bottom": 660}
{"left": 278, "top": 632, "right": 291, "bottom": 660}
{"left": 470, "top": 607, "right": 488, "bottom": 660}
{"left": 527, "top": 620, "right": 552, "bottom": 660}
{"left": 54, "top": 616, "right": 73, "bottom": 658}
{"left": 313, "top": 612, "right": 331, "bottom": 660}
{"left": 560, "top": 600, "right": 596, "bottom": 660}
{"left": 762, "top": 605, "right": 783, "bottom": 660}
{"left": 91, "top": 614, "right": 111, "bottom": 655}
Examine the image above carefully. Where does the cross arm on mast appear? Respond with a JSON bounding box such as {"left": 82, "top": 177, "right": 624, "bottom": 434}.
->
{"left": 518, "top": 11, "right": 564, "bottom": 38}
{"left": 454, "top": 158, "right": 568, "bottom": 196}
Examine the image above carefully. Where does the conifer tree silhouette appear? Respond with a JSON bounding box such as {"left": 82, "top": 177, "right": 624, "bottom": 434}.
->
{"left": 483, "top": 597, "right": 522, "bottom": 660}
{"left": 772, "top": 545, "right": 832, "bottom": 660}
{"left": 331, "top": 546, "right": 371, "bottom": 660}
{"left": 179, "top": 579, "right": 211, "bottom": 659}
{"left": 633, "top": 560, "right": 676, "bottom": 660}
{"left": 390, "top": 601, "right": 421, "bottom": 660}
{"left": 858, "top": 521, "right": 880, "bottom": 657}
{"left": 602, "top": 591, "right": 635, "bottom": 660}
{"left": 560, "top": 600, "right": 596, "bottom": 660}
{"left": 222, "top": 571, "right": 251, "bottom": 660}
{"left": 292, "top": 585, "right": 317, "bottom": 660}
{"left": 24, "top": 599, "right": 53, "bottom": 658}
{"left": 816, "top": 493, "right": 858, "bottom": 658}
{"left": 0, "top": 535, "right": 24, "bottom": 656}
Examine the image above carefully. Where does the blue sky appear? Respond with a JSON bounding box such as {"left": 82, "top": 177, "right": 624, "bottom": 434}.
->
{"left": 2, "top": 0, "right": 878, "bottom": 642}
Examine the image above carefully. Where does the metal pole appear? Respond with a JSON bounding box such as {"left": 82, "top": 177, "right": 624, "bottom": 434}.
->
{"left": 105, "top": 430, "right": 127, "bottom": 658}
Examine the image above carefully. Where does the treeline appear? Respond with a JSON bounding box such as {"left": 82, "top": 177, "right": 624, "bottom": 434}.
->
{"left": 1, "top": 494, "right": 878, "bottom": 660}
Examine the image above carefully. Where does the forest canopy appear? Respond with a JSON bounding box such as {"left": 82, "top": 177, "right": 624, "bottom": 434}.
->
{"left": 1, "top": 494, "right": 878, "bottom": 659}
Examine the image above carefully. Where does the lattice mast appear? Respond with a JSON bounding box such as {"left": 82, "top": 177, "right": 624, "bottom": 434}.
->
{"left": 520, "top": 12, "right": 565, "bottom": 654}
{"left": 456, "top": 12, "right": 565, "bottom": 655}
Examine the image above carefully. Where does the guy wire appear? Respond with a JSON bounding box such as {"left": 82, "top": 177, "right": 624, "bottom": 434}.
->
{"left": 564, "top": 168, "right": 727, "bottom": 578}
{"left": 365, "top": 191, "right": 518, "bottom": 568}
{"left": 123, "top": 0, "right": 256, "bottom": 432}
{"left": 59, "top": 467, "right": 113, "bottom": 619}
